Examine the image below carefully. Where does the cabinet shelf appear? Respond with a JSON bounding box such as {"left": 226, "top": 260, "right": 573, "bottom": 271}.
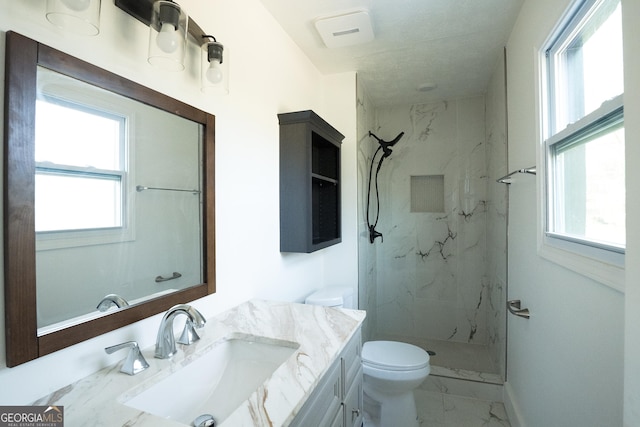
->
{"left": 311, "top": 174, "right": 338, "bottom": 185}
{"left": 279, "top": 110, "right": 344, "bottom": 253}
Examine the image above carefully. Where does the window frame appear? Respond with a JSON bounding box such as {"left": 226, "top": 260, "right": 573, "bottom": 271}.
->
{"left": 537, "top": 0, "right": 625, "bottom": 291}
{"left": 34, "top": 91, "right": 136, "bottom": 251}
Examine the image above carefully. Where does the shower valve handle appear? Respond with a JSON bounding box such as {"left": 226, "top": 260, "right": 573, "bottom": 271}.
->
{"left": 368, "top": 225, "right": 383, "bottom": 243}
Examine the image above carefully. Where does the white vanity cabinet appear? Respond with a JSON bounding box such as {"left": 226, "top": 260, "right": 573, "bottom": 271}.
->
{"left": 291, "top": 329, "right": 363, "bottom": 427}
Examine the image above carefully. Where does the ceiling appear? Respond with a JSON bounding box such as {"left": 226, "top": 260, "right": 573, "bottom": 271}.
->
{"left": 259, "top": 0, "right": 524, "bottom": 107}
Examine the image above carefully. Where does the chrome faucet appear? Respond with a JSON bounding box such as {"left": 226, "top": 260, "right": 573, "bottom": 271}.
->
{"left": 97, "top": 294, "right": 130, "bottom": 312}
{"left": 155, "top": 304, "right": 206, "bottom": 359}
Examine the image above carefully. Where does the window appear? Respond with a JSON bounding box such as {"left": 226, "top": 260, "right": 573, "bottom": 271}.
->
{"left": 35, "top": 95, "right": 129, "bottom": 246}
{"left": 543, "top": 0, "right": 624, "bottom": 264}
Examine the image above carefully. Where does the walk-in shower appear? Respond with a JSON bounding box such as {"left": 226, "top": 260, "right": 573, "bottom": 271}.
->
{"left": 357, "top": 64, "right": 509, "bottom": 389}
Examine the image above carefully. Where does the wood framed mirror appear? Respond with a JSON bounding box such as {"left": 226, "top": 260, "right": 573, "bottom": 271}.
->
{"left": 4, "top": 32, "right": 216, "bottom": 367}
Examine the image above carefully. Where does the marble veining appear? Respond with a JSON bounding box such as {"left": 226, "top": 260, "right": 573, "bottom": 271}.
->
{"left": 357, "top": 74, "right": 507, "bottom": 381}
{"left": 417, "top": 225, "right": 457, "bottom": 261}
{"left": 32, "top": 300, "right": 365, "bottom": 426}
{"left": 369, "top": 97, "right": 491, "bottom": 347}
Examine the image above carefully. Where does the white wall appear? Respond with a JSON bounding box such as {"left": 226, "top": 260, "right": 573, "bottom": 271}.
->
{"left": 0, "top": 0, "right": 357, "bottom": 404}
{"left": 504, "top": 0, "right": 626, "bottom": 425}
{"left": 623, "top": 0, "right": 640, "bottom": 424}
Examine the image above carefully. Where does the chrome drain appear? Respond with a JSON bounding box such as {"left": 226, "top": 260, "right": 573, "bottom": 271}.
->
{"left": 193, "top": 414, "right": 216, "bottom": 427}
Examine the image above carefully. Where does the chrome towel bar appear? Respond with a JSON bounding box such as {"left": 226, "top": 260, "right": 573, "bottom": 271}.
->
{"left": 136, "top": 185, "right": 200, "bottom": 194}
{"left": 497, "top": 166, "right": 536, "bottom": 184}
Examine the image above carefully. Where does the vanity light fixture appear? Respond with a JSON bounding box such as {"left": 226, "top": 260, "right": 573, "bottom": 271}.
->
{"left": 148, "top": 0, "right": 188, "bottom": 71}
{"left": 45, "top": 0, "right": 101, "bottom": 36}
{"left": 115, "top": 0, "right": 227, "bottom": 84}
{"left": 201, "top": 35, "right": 226, "bottom": 93}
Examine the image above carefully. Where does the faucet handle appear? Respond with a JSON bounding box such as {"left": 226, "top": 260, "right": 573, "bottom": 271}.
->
{"left": 105, "top": 341, "right": 150, "bottom": 375}
{"left": 177, "top": 319, "right": 202, "bottom": 345}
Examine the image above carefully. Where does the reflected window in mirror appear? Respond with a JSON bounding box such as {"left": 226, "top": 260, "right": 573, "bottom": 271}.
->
{"left": 36, "top": 95, "right": 127, "bottom": 232}
{"left": 35, "top": 67, "right": 134, "bottom": 250}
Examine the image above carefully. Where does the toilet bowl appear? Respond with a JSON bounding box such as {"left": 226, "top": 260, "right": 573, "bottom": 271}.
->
{"left": 361, "top": 340, "right": 430, "bottom": 427}
{"left": 305, "top": 287, "right": 431, "bottom": 427}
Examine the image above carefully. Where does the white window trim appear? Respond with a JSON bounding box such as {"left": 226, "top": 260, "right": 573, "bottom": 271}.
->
{"left": 535, "top": 6, "right": 625, "bottom": 293}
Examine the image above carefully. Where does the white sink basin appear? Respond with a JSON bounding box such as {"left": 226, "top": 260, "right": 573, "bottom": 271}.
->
{"left": 124, "top": 336, "right": 299, "bottom": 425}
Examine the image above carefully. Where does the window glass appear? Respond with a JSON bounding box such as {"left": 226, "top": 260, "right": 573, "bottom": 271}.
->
{"left": 35, "top": 99, "right": 122, "bottom": 170}
{"left": 35, "top": 172, "right": 122, "bottom": 232}
{"left": 549, "top": 0, "right": 623, "bottom": 132}
{"left": 549, "top": 113, "right": 625, "bottom": 248}
{"left": 544, "top": 0, "right": 624, "bottom": 255}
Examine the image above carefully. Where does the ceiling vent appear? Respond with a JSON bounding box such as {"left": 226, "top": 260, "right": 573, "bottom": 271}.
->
{"left": 314, "top": 10, "right": 374, "bottom": 49}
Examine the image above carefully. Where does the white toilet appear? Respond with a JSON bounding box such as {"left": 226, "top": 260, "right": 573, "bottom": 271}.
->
{"left": 305, "top": 287, "right": 431, "bottom": 427}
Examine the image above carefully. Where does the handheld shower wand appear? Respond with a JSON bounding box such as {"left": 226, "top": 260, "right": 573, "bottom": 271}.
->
{"left": 366, "top": 131, "right": 405, "bottom": 243}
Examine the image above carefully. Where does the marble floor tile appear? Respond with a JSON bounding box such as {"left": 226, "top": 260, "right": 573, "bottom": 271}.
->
{"left": 416, "top": 390, "right": 446, "bottom": 427}
{"left": 415, "top": 390, "right": 511, "bottom": 427}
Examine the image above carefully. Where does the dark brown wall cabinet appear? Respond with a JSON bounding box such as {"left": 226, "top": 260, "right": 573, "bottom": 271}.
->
{"left": 279, "top": 110, "right": 344, "bottom": 253}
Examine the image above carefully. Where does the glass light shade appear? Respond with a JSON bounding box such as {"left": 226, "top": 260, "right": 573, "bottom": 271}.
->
{"left": 201, "top": 41, "right": 229, "bottom": 94}
{"left": 148, "top": 1, "right": 188, "bottom": 72}
{"left": 45, "top": 0, "right": 101, "bottom": 36}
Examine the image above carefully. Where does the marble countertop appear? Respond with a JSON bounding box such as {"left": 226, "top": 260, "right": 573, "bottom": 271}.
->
{"left": 33, "top": 299, "right": 366, "bottom": 426}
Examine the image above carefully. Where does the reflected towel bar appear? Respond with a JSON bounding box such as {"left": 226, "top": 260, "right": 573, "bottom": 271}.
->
{"left": 497, "top": 166, "right": 536, "bottom": 184}
{"left": 155, "top": 272, "right": 182, "bottom": 283}
{"left": 136, "top": 185, "right": 200, "bottom": 194}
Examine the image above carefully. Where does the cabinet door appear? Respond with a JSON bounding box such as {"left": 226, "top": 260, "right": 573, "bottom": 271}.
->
{"left": 278, "top": 110, "right": 344, "bottom": 253}
{"left": 342, "top": 331, "right": 362, "bottom": 396}
{"left": 330, "top": 406, "right": 346, "bottom": 427}
{"left": 344, "top": 366, "right": 364, "bottom": 427}
{"left": 290, "top": 361, "right": 342, "bottom": 427}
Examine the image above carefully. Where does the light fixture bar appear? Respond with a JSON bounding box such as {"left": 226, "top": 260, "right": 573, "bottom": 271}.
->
{"left": 115, "top": 0, "right": 206, "bottom": 41}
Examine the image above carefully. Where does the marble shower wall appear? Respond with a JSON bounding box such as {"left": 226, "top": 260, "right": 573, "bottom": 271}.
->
{"left": 372, "top": 96, "right": 496, "bottom": 346}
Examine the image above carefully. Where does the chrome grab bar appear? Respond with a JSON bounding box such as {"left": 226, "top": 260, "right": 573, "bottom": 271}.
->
{"left": 155, "top": 272, "right": 182, "bottom": 283}
{"left": 507, "top": 299, "right": 530, "bottom": 319}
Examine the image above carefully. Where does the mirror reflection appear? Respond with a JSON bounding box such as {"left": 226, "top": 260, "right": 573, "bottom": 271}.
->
{"left": 34, "top": 67, "right": 203, "bottom": 334}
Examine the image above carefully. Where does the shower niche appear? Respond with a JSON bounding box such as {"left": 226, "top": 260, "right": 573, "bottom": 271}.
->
{"left": 279, "top": 110, "right": 344, "bottom": 253}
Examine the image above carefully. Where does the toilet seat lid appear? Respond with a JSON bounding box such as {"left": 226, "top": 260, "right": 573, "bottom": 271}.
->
{"left": 362, "top": 341, "right": 430, "bottom": 371}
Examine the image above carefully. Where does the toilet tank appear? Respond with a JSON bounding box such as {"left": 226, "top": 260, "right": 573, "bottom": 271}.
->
{"left": 305, "top": 286, "right": 355, "bottom": 309}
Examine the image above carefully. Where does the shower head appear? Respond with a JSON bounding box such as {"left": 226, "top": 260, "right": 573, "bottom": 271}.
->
{"left": 369, "top": 131, "right": 405, "bottom": 157}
